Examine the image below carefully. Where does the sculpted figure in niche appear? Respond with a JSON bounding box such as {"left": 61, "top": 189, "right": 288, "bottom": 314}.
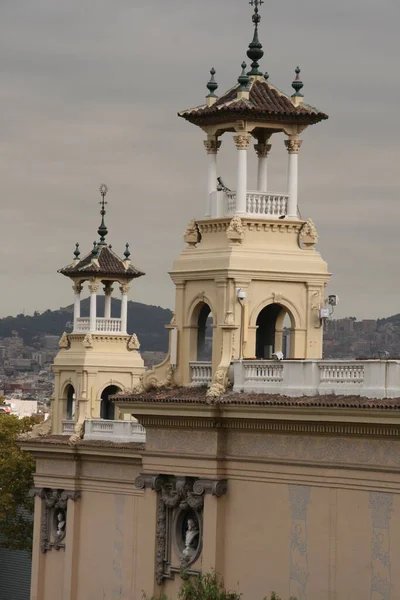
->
{"left": 181, "top": 518, "right": 199, "bottom": 566}
{"left": 54, "top": 510, "right": 66, "bottom": 547}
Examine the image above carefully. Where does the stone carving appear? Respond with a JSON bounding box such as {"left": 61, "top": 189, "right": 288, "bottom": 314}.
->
{"left": 120, "top": 284, "right": 130, "bottom": 295}
{"left": 20, "top": 411, "right": 53, "bottom": 439}
{"left": 203, "top": 139, "right": 222, "bottom": 155}
{"left": 82, "top": 333, "right": 93, "bottom": 349}
{"left": 181, "top": 518, "right": 200, "bottom": 567}
{"left": 227, "top": 216, "right": 245, "bottom": 244}
{"left": 370, "top": 492, "right": 393, "bottom": 600}
{"left": 72, "top": 283, "right": 83, "bottom": 294}
{"left": 68, "top": 421, "right": 84, "bottom": 446}
{"left": 254, "top": 142, "right": 272, "bottom": 158}
{"left": 135, "top": 475, "right": 227, "bottom": 583}
{"left": 233, "top": 133, "right": 251, "bottom": 150}
{"left": 289, "top": 485, "right": 310, "bottom": 600}
{"left": 30, "top": 488, "right": 80, "bottom": 553}
{"left": 88, "top": 282, "right": 99, "bottom": 294}
{"left": 127, "top": 333, "right": 140, "bottom": 351}
{"left": 285, "top": 138, "right": 303, "bottom": 154}
{"left": 299, "top": 219, "right": 319, "bottom": 248}
{"left": 184, "top": 219, "right": 201, "bottom": 247}
{"left": 206, "top": 366, "right": 229, "bottom": 399}
{"left": 58, "top": 332, "right": 70, "bottom": 349}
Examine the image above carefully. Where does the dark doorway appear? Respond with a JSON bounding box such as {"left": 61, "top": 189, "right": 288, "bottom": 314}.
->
{"left": 256, "top": 304, "right": 285, "bottom": 359}
{"left": 100, "top": 385, "right": 120, "bottom": 420}
{"left": 196, "top": 303, "right": 213, "bottom": 361}
{"left": 66, "top": 385, "right": 75, "bottom": 420}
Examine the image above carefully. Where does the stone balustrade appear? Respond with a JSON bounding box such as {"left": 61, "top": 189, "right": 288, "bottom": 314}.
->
{"left": 62, "top": 420, "right": 75, "bottom": 434}
{"left": 190, "top": 361, "right": 213, "bottom": 386}
{"left": 232, "top": 360, "right": 400, "bottom": 399}
{"left": 226, "top": 191, "right": 288, "bottom": 218}
{"left": 84, "top": 419, "right": 146, "bottom": 443}
{"left": 74, "top": 317, "right": 122, "bottom": 334}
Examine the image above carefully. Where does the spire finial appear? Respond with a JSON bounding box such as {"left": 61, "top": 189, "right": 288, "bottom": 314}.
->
{"left": 74, "top": 243, "right": 80, "bottom": 260}
{"left": 206, "top": 68, "right": 218, "bottom": 98}
{"left": 247, "top": 0, "right": 264, "bottom": 76}
{"left": 98, "top": 183, "right": 109, "bottom": 244}
{"left": 238, "top": 61, "right": 250, "bottom": 91}
{"left": 291, "top": 66, "right": 304, "bottom": 97}
{"left": 124, "top": 243, "right": 131, "bottom": 260}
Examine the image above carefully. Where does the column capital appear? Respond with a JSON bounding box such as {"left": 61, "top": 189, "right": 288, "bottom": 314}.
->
{"left": 72, "top": 283, "right": 83, "bottom": 294}
{"left": 120, "top": 284, "right": 130, "bottom": 295}
{"left": 233, "top": 133, "right": 251, "bottom": 150}
{"left": 88, "top": 282, "right": 99, "bottom": 294}
{"left": 285, "top": 138, "right": 303, "bottom": 154}
{"left": 203, "top": 139, "right": 222, "bottom": 154}
{"left": 103, "top": 284, "right": 114, "bottom": 296}
{"left": 254, "top": 142, "right": 272, "bottom": 158}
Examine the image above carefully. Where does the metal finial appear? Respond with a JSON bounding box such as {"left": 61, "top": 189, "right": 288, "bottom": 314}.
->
{"left": 98, "top": 183, "right": 109, "bottom": 244}
{"left": 291, "top": 66, "right": 304, "bottom": 97}
{"left": 264, "top": 71, "right": 269, "bottom": 81}
{"left": 92, "top": 241, "right": 98, "bottom": 256}
{"left": 74, "top": 243, "right": 80, "bottom": 259}
{"left": 238, "top": 61, "right": 250, "bottom": 91}
{"left": 124, "top": 243, "right": 131, "bottom": 259}
{"left": 206, "top": 68, "right": 218, "bottom": 98}
{"left": 247, "top": 0, "right": 264, "bottom": 76}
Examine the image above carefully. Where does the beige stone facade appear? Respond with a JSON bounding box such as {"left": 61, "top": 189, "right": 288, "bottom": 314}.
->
{"left": 24, "top": 396, "right": 400, "bottom": 600}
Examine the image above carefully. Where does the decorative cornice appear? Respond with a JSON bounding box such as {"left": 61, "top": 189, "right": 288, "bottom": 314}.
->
{"left": 123, "top": 413, "right": 400, "bottom": 440}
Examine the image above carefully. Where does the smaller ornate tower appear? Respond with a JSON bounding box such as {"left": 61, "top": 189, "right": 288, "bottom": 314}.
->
{"left": 52, "top": 185, "right": 145, "bottom": 434}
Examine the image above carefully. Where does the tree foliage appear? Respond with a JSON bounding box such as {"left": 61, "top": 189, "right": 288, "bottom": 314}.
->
{"left": 0, "top": 414, "right": 36, "bottom": 552}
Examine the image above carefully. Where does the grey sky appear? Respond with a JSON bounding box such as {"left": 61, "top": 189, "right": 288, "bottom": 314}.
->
{"left": 0, "top": 0, "right": 398, "bottom": 319}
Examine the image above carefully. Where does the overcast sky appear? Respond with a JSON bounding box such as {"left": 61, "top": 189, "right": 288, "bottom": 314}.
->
{"left": 0, "top": 0, "right": 398, "bottom": 319}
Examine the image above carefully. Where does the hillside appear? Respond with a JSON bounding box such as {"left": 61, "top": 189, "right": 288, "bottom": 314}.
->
{"left": 0, "top": 298, "right": 172, "bottom": 352}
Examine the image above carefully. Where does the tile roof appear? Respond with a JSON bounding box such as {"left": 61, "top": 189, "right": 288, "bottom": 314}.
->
{"left": 59, "top": 245, "right": 145, "bottom": 280}
{"left": 115, "top": 386, "right": 400, "bottom": 410}
{"left": 179, "top": 79, "right": 328, "bottom": 127}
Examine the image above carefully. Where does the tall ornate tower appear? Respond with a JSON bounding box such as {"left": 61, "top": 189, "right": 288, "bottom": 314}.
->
{"left": 52, "top": 185, "right": 145, "bottom": 434}
{"left": 138, "top": 2, "right": 330, "bottom": 394}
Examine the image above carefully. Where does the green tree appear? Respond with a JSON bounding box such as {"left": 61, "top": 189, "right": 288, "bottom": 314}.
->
{"left": 179, "top": 571, "right": 241, "bottom": 600}
{"left": 0, "top": 414, "right": 36, "bottom": 552}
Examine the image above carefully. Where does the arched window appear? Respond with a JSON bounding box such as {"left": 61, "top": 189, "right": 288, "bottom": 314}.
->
{"left": 65, "top": 385, "right": 75, "bottom": 420}
{"left": 100, "top": 385, "right": 120, "bottom": 420}
{"left": 256, "top": 303, "right": 294, "bottom": 359}
{"left": 196, "top": 303, "right": 213, "bottom": 361}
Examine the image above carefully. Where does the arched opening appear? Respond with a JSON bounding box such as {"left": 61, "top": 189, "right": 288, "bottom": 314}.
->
{"left": 196, "top": 303, "right": 213, "bottom": 361}
{"left": 256, "top": 303, "right": 294, "bottom": 359}
{"left": 100, "top": 385, "right": 120, "bottom": 420}
{"left": 65, "top": 384, "right": 75, "bottom": 420}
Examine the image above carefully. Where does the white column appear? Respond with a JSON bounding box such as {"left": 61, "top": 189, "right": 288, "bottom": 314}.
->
{"left": 254, "top": 142, "right": 271, "bottom": 191}
{"left": 120, "top": 284, "right": 130, "bottom": 334}
{"left": 233, "top": 133, "right": 250, "bottom": 215}
{"left": 285, "top": 137, "right": 303, "bottom": 219}
{"left": 203, "top": 138, "right": 221, "bottom": 217}
{"left": 88, "top": 281, "right": 99, "bottom": 333}
{"left": 104, "top": 284, "right": 113, "bottom": 319}
{"left": 72, "top": 284, "right": 82, "bottom": 332}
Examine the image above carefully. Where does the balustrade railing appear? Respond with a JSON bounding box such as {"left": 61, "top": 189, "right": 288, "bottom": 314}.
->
{"left": 190, "top": 361, "right": 213, "bottom": 386}
{"left": 62, "top": 420, "right": 75, "bottom": 434}
{"left": 84, "top": 419, "right": 146, "bottom": 443}
{"left": 232, "top": 360, "right": 400, "bottom": 399}
{"left": 74, "top": 317, "right": 123, "bottom": 334}
{"left": 226, "top": 191, "right": 288, "bottom": 218}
